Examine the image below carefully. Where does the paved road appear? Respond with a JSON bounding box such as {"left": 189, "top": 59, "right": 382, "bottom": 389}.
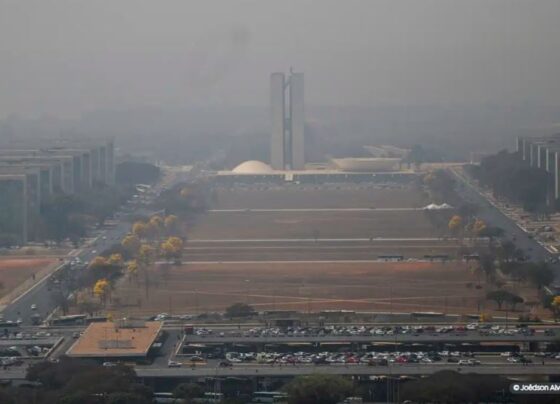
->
{"left": 451, "top": 169, "right": 554, "bottom": 264}
{"left": 0, "top": 362, "right": 556, "bottom": 381}
{"left": 135, "top": 363, "right": 560, "bottom": 377}
{"left": 184, "top": 333, "right": 555, "bottom": 344}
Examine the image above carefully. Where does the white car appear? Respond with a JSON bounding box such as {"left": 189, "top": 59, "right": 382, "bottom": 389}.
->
{"left": 168, "top": 360, "right": 182, "bottom": 368}
{"left": 30, "top": 304, "right": 37, "bottom": 311}
{"left": 103, "top": 362, "right": 117, "bottom": 367}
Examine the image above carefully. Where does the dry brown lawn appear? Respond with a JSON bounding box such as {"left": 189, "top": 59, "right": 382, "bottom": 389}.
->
{"left": 0, "top": 258, "right": 56, "bottom": 299}
{"left": 110, "top": 261, "right": 506, "bottom": 317}
{"left": 189, "top": 210, "right": 447, "bottom": 240}
{"left": 211, "top": 187, "right": 427, "bottom": 209}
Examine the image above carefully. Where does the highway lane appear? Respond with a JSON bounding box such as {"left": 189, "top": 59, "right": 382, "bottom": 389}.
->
{"left": 183, "top": 333, "right": 556, "bottom": 344}
{"left": 135, "top": 363, "right": 560, "bottom": 377}
{"left": 1, "top": 363, "right": 558, "bottom": 381}
{"left": 451, "top": 168, "right": 554, "bottom": 264}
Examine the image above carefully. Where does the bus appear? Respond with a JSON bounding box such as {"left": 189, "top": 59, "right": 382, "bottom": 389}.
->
{"left": 49, "top": 314, "right": 87, "bottom": 326}
{"left": 251, "top": 391, "right": 288, "bottom": 403}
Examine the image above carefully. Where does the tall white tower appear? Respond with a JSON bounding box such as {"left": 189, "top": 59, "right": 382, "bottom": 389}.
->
{"left": 270, "top": 70, "right": 305, "bottom": 170}
{"left": 270, "top": 73, "right": 285, "bottom": 170}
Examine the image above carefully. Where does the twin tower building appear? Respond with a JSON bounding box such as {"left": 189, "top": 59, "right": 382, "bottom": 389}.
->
{"left": 270, "top": 71, "right": 305, "bottom": 170}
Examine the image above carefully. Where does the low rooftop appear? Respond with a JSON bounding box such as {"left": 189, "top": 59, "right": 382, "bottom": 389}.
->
{"left": 66, "top": 320, "right": 162, "bottom": 358}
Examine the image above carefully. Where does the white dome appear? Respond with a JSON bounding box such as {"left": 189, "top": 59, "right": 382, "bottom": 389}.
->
{"left": 232, "top": 160, "right": 274, "bottom": 174}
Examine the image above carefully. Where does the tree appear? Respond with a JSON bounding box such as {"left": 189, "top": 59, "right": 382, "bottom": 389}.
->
{"left": 486, "top": 290, "right": 508, "bottom": 309}
{"left": 423, "top": 169, "right": 456, "bottom": 202}
{"left": 479, "top": 253, "right": 497, "bottom": 282}
{"left": 107, "top": 253, "right": 124, "bottom": 266}
{"left": 550, "top": 296, "right": 560, "bottom": 321}
{"left": 173, "top": 382, "right": 204, "bottom": 400}
{"left": 88, "top": 255, "right": 121, "bottom": 280}
{"left": 121, "top": 235, "right": 141, "bottom": 256}
{"left": 475, "top": 150, "right": 550, "bottom": 213}
{"left": 472, "top": 218, "right": 487, "bottom": 236}
{"left": 127, "top": 260, "right": 138, "bottom": 275}
{"left": 400, "top": 370, "right": 508, "bottom": 403}
{"left": 149, "top": 215, "right": 163, "bottom": 230}
{"left": 528, "top": 262, "right": 554, "bottom": 292}
{"left": 77, "top": 301, "right": 101, "bottom": 316}
{"left": 93, "top": 278, "right": 110, "bottom": 304}
{"left": 138, "top": 244, "right": 155, "bottom": 266}
{"left": 457, "top": 202, "right": 478, "bottom": 221}
{"left": 164, "top": 214, "right": 179, "bottom": 234}
{"left": 132, "top": 222, "right": 147, "bottom": 238}
{"left": 115, "top": 161, "right": 160, "bottom": 185}
{"left": 27, "top": 358, "right": 152, "bottom": 403}
{"left": 89, "top": 256, "right": 108, "bottom": 270}
{"left": 225, "top": 303, "right": 255, "bottom": 318}
{"left": 51, "top": 290, "right": 70, "bottom": 315}
{"left": 508, "top": 293, "right": 524, "bottom": 311}
{"left": 486, "top": 290, "right": 523, "bottom": 310}
{"left": 448, "top": 215, "right": 462, "bottom": 234}
{"left": 106, "top": 392, "right": 152, "bottom": 404}
{"left": 283, "top": 374, "right": 353, "bottom": 404}
{"left": 497, "top": 240, "right": 517, "bottom": 263}
{"left": 161, "top": 236, "right": 184, "bottom": 261}
{"left": 478, "top": 226, "right": 504, "bottom": 239}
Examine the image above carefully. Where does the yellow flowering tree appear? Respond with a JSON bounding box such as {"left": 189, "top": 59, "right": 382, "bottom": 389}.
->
{"left": 93, "top": 278, "right": 110, "bottom": 304}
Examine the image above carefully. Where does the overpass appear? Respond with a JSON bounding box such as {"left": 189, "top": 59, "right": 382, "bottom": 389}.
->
{"left": 183, "top": 333, "right": 556, "bottom": 345}
{"left": 1, "top": 363, "right": 559, "bottom": 381}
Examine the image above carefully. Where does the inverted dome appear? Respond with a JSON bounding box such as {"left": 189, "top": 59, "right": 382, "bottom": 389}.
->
{"left": 232, "top": 160, "right": 274, "bottom": 174}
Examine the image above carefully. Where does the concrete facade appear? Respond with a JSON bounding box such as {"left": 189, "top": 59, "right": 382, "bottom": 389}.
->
{"left": 0, "top": 139, "right": 115, "bottom": 244}
{"left": 270, "top": 73, "right": 286, "bottom": 170}
{"left": 0, "top": 175, "right": 27, "bottom": 244}
{"left": 289, "top": 72, "right": 305, "bottom": 170}
{"left": 516, "top": 135, "right": 560, "bottom": 205}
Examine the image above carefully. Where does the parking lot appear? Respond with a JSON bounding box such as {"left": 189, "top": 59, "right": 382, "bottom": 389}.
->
{"left": 170, "top": 324, "right": 560, "bottom": 370}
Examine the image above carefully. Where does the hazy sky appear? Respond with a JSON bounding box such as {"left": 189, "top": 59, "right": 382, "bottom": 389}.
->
{"left": 1, "top": 0, "right": 560, "bottom": 118}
